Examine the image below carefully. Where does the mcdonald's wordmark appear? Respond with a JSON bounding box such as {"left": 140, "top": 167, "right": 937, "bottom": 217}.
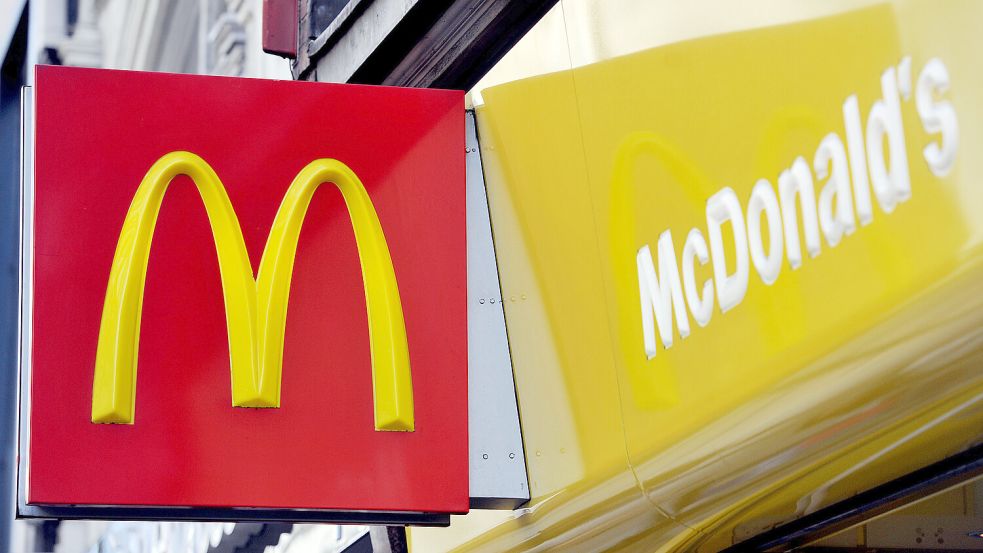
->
{"left": 23, "top": 66, "right": 467, "bottom": 520}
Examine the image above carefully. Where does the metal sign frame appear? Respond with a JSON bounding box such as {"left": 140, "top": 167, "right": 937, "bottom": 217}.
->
{"left": 16, "top": 87, "right": 528, "bottom": 523}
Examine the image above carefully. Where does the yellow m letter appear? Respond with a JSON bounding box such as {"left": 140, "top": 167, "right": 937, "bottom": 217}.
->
{"left": 91, "top": 151, "right": 414, "bottom": 431}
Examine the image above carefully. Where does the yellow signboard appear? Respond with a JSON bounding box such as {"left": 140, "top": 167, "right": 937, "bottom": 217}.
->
{"left": 417, "top": 1, "right": 983, "bottom": 551}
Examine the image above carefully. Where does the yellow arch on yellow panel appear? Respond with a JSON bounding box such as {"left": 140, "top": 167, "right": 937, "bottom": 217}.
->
{"left": 608, "top": 131, "right": 715, "bottom": 409}
{"left": 90, "top": 151, "right": 414, "bottom": 431}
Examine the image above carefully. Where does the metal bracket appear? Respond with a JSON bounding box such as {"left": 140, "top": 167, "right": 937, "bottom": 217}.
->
{"left": 466, "top": 109, "right": 530, "bottom": 509}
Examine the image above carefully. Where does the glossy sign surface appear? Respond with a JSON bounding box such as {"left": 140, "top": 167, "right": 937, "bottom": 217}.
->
{"left": 28, "top": 66, "right": 467, "bottom": 513}
{"left": 411, "top": 0, "right": 983, "bottom": 550}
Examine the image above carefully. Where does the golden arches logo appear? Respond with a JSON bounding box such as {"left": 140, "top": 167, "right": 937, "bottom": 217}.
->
{"left": 91, "top": 151, "right": 414, "bottom": 431}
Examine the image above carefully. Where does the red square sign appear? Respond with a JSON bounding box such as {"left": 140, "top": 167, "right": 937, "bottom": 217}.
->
{"left": 22, "top": 66, "right": 467, "bottom": 521}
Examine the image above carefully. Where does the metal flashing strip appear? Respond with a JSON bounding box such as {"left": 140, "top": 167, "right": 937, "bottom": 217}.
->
{"left": 16, "top": 84, "right": 33, "bottom": 523}
{"left": 18, "top": 504, "right": 449, "bottom": 526}
{"left": 723, "top": 441, "right": 983, "bottom": 551}
{"left": 466, "top": 109, "right": 529, "bottom": 509}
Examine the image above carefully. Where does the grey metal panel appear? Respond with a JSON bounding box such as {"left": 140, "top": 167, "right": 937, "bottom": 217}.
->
{"left": 466, "top": 109, "right": 529, "bottom": 509}
{"left": 16, "top": 84, "right": 33, "bottom": 521}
